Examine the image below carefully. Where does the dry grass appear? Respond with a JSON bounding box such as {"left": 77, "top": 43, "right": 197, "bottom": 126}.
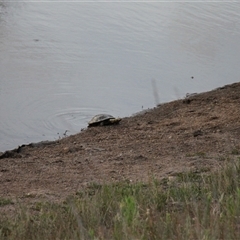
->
{"left": 1, "top": 158, "right": 240, "bottom": 239}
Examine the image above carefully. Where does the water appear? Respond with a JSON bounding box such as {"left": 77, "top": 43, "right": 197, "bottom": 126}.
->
{"left": 1, "top": 1, "right": 240, "bottom": 151}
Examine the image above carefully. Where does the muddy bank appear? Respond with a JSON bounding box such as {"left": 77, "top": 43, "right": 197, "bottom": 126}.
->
{"left": 1, "top": 82, "right": 240, "bottom": 204}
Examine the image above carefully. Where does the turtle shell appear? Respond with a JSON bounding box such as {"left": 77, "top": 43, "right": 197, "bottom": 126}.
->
{"left": 88, "top": 114, "right": 120, "bottom": 127}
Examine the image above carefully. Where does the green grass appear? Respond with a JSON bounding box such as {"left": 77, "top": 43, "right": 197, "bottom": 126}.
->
{"left": 1, "top": 159, "right": 240, "bottom": 239}
{"left": 0, "top": 198, "right": 13, "bottom": 207}
{"left": 231, "top": 148, "right": 240, "bottom": 155}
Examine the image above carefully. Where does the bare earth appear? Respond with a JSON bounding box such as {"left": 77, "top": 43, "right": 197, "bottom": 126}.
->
{"left": 1, "top": 82, "right": 240, "bottom": 207}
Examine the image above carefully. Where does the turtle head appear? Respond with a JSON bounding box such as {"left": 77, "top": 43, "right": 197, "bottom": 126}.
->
{"left": 109, "top": 118, "right": 122, "bottom": 124}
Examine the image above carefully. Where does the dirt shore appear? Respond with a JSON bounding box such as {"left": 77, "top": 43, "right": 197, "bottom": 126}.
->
{"left": 1, "top": 82, "right": 240, "bottom": 206}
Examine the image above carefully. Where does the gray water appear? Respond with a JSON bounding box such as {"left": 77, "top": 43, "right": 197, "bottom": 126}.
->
{"left": 1, "top": 1, "right": 240, "bottom": 151}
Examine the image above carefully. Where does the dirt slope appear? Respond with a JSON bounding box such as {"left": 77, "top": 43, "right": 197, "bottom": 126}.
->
{"left": 1, "top": 82, "right": 240, "bottom": 205}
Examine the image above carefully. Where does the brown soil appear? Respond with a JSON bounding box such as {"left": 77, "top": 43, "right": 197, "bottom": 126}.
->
{"left": 1, "top": 82, "right": 240, "bottom": 208}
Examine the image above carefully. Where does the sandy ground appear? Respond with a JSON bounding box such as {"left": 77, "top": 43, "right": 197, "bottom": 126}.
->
{"left": 1, "top": 82, "right": 240, "bottom": 209}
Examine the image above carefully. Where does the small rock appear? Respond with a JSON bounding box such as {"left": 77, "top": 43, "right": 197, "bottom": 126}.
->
{"left": 193, "top": 130, "right": 203, "bottom": 137}
{"left": 63, "top": 147, "right": 70, "bottom": 153}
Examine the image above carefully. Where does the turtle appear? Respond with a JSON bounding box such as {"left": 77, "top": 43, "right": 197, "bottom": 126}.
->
{"left": 88, "top": 114, "right": 121, "bottom": 127}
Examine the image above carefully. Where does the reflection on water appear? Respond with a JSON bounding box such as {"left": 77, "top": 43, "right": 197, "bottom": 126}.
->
{"left": 0, "top": 2, "right": 240, "bottom": 151}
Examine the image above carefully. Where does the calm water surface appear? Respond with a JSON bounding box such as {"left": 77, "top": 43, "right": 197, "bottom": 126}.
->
{"left": 1, "top": 2, "right": 240, "bottom": 151}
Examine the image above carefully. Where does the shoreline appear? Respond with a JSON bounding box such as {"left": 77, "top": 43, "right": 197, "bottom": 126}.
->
{"left": 0, "top": 81, "right": 240, "bottom": 202}
{"left": 0, "top": 84, "right": 226, "bottom": 155}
